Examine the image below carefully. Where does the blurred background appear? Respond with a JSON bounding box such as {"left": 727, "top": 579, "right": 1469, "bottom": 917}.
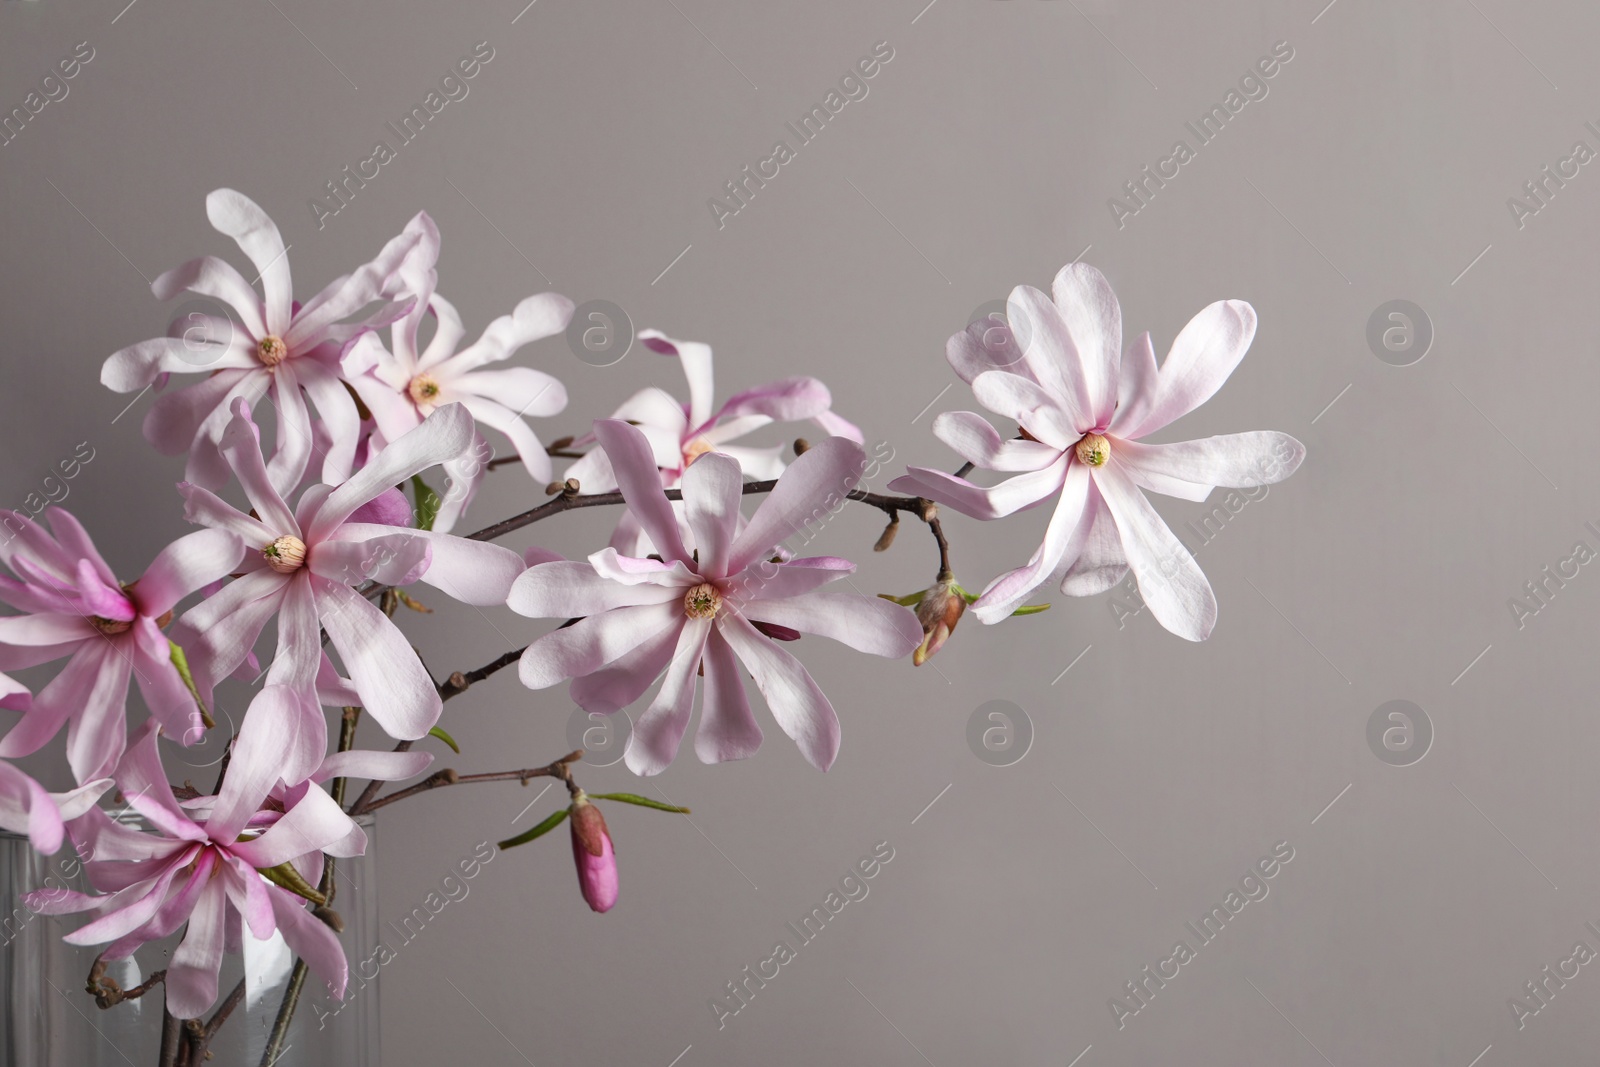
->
{"left": 3, "top": 0, "right": 1599, "bottom": 1062}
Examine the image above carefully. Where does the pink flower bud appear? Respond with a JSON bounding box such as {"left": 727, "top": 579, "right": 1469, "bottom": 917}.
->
{"left": 913, "top": 579, "right": 966, "bottom": 666}
{"left": 569, "top": 792, "right": 618, "bottom": 913}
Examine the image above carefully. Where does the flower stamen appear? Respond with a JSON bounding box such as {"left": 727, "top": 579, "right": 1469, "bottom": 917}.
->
{"left": 263, "top": 535, "right": 308, "bottom": 574}
{"left": 682, "top": 437, "right": 714, "bottom": 465}
{"left": 1074, "top": 433, "right": 1110, "bottom": 467}
{"left": 407, "top": 374, "right": 442, "bottom": 408}
{"left": 257, "top": 336, "right": 288, "bottom": 367}
{"left": 683, "top": 582, "right": 722, "bottom": 620}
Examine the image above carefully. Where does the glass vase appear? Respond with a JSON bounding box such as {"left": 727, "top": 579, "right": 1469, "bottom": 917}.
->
{"left": 0, "top": 816, "right": 379, "bottom": 1067}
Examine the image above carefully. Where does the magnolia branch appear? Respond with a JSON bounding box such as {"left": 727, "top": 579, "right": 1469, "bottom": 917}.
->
{"left": 360, "top": 751, "right": 584, "bottom": 814}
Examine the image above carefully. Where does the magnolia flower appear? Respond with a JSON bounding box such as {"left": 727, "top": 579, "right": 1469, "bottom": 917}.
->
{"left": 345, "top": 213, "right": 573, "bottom": 496}
{"left": 0, "top": 510, "right": 243, "bottom": 781}
{"left": 564, "top": 331, "right": 862, "bottom": 554}
{"left": 101, "top": 189, "right": 425, "bottom": 496}
{"left": 170, "top": 400, "right": 524, "bottom": 750}
{"left": 510, "top": 420, "right": 921, "bottom": 775}
{"left": 30, "top": 704, "right": 361, "bottom": 1019}
{"left": 568, "top": 791, "right": 618, "bottom": 913}
{"left": 0, "top": 759, "right": 111, "bottom": 853}
{"left": 890, "top": 264, "right": 1304, "bottom": 641}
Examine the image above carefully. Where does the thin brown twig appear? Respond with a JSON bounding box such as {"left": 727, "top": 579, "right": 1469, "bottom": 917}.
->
{"left": 438, "top": 646, "right": 526, "bottom": 700}
{"left": 360, "top": 752, "right": 583, "bottom": 813}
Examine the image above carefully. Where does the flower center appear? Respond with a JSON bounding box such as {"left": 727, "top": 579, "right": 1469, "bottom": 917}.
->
{"left": 89, "top": 615, "right": 133, "bottom": 635}
{"left": 257, "top": 336, "right": 289, "bottom": 367}
{"left": 262, "top": 535, "right": 307, "bottom": 574}
{"left": 1074, "top": 433, "right": 1110, "bottom": 467}
{"left": 683, "top": 582, "right": 722, "bottom": 620}
{"left": 407, "top": 374, "right": 442, "bottom": 407}
{"left": 682, "top": 437, "right": 714, "bottom": 466}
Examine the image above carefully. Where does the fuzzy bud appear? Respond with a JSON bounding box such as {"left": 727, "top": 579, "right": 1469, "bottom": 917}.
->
{"left": 913, "top": 578, "right": 966, "bottom": 666}
{"left": 569, "top": 792, "right": 619, "bottom": 913}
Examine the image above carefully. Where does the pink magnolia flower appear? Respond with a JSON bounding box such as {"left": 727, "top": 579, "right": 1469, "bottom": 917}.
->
{"left": 564, "top": 331, "right": 862, "bottom": 554}
{"left": 568, "top": 791, "right": 618, "bottom": 913}
{"left": 0, "top": 759, "right": 111, "bottom": 853}
{"left": 101, "top": 189, "right": 425, "bottom": 496}
{"left": 345, "top": 213, "right": 573, "bottom": 498}
{"left": 30, "top": 703, "right": 362, "bottom": 1019}
{"left": 0, "top": 510, "right": 243, "bottom": 781}
{"left": 890, "top": 264, "right": 1305, "bottom": 641}
{"left": 169, "top": 400, "right": 524, "bottom": 749}
{"left": 510, "top": 420, "right": 921, "bottom": 775}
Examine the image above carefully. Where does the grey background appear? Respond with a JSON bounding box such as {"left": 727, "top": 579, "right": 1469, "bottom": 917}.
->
{"left": 1, "top": 0, "right": 1596, "bottom": 1063}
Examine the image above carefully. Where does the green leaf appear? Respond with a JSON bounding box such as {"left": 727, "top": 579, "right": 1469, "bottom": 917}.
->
{"left": 411, "top": 475, "right": 441, "bottom": 532}
{"left": 589, "top": 792, "right": 692, "bottom": 814}
{"left": 168, "top": 640, "right": 213, "bottom": 729}
{"left": 259, "top": 862, "right": 327, "bottom": 905}
{"left": 427, "top": 725, "right": 461, "bottom": 754}
{"left": 877, "top": 591, "right": 924, "bottom": 607}
{"left": 1010, "top": 603, "right": 1051, "bottom": 616}
{"left": 498, "top": 809, "right": 569, "bottom": 850}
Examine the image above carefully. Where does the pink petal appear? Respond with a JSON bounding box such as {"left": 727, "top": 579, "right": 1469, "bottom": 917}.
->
{"left": 508, "top": 560, "right": 681, "bottom": 618}
{"left": 640, "top": 329, "right": 714, "bottom": 428}
{"left": 445, "top": 292, "right": 575, "bottom": 374}
{"left": 946, "top": 316, "right": 1034, "bottom": 386}
{"left": 972, "top": 462, "right": 1093, "bottom": 624}
{"left": 269, "top": 885, "right": 350, "bottom": 1001}
{"left": 591, "top": 420, "right": 691, "bottom": 563}
{"left": 682, "top": 452, "right": 742, "bottom": 578}
{"left": 931, "top": 411, "right": 1062, "bottom": 472}
{"left": 622, "top": 618, "right": 710, "bottom": 776}
{"left": 178, "top": 481, "right": 275, "bottom": 546}
{"left": 1006, "top": 284, "right": 1094, "bottom": 431}
{"left": 282, "top": 217, "right": 423, "bottom": 350}
{"left": 263, "top": 363, "right": 315, "bottom": 499}
{"left": 231, "top": 786, "right": 363, "bottom": 869}
{"left": 455, "top": 394, "right": 555, "bottom": 483}
{"left": 264, "top": 575, "right": 322, "bottom": 691}
{"left": 133, "top": 529, "right": 245, "bottom": 618}
{"left": 568, "top": 623, "right": 681, "bottom": 714}
{"left": 347, "top": 487, "right": 413, "bottom": 527}
{"left": 725, "top": 556, "right": 854, "bottom": 601}
{"left": 726, "top": 436, "right": 866, "bottom": 574}
{"left": 694, "top": 626, "right": 763, "bottom": 763}
{"left": 316, "top": 580, "right": 441, "bottom": 739}
{"left": 0, "top": 761, "right": 64, "bottom": 851}
{"left": 60, "top": 641, "right": 135, "bottom": 783}
{"left": 205, "top": 189, "right": 292, "bottom": 336}
{"left": 705, "top": 376, "right": 832, "bottom": 432}
{"left": 518, "top": 603, "right": 682, "bottom": 690}
{"left": 218, "top": 400, "right": 298, "bottom": 534}
{"left": 1059, "top": 483, "right": 1129, "bottom": 596}
{"left": 43, "top": 509, "right": 117, "bottom": 586}
{"left": 310, "top": 531, "right": 431, "bottom": 588}
{"left": 165, "top": 876, "right": 228, "bottom": 1018}
{"left": 1119, "top": 300, "right": 1257, "bottom": 440}
{"left": 970, "top": 370, "right": 1082, "bottom": 447}
{"left": 315, "top": 748, "right": 433, "bottom": 784}
{"left": 718, "top": 614, "right": 840, "bottom": 772}
{"left": 209, "top": 685, "right": 325, "bottom": 841}
{"left": 1094, "top": 464, "right": 1217, "bottom": 641}
{"left": 888, "top": 457, "right": 1068, "bottom": 520}
{"left": 297, "top": 360, "right": 362, "bottom": 485}
{"left": 130, "top": 619, "right": 204, "bottom": 742}
{"left": 741, "top": 591, "right": 921, "bottom": 657}
{"left": 1108, "top": 331, "right": 1157, "bottom": 439}
{"left": 308, "top": 403, "right": 474, "bottom": 542}
{"left": 1049, "top": 262, "right": 1122, "bottom": 427}
{"left": 1115, "top": 432, "right": 1306, "bottom": 491}
{"left": 116, "top": 720, "right": 207, "bottom": 841}
{"left": 151, "top": 254, "right": 268, "bottom": 338}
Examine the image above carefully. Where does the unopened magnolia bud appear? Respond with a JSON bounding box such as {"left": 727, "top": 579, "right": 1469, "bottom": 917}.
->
{"left": 913, "top": 579, "right": 966, "bottom": 667}
{"left": 793, "top": 437, "right": 811, "bottom": 456}
{"left": 874, "top": 516, "right": 899, "bottom": 553}
{"left": 548, "top": 436, "right": 575, "bottom": 452}
{"left": 569, "top": 792, "right": 618, "bottom": 913}
{"left": 545, "top": 481, "right": 564, "bottom": 496}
